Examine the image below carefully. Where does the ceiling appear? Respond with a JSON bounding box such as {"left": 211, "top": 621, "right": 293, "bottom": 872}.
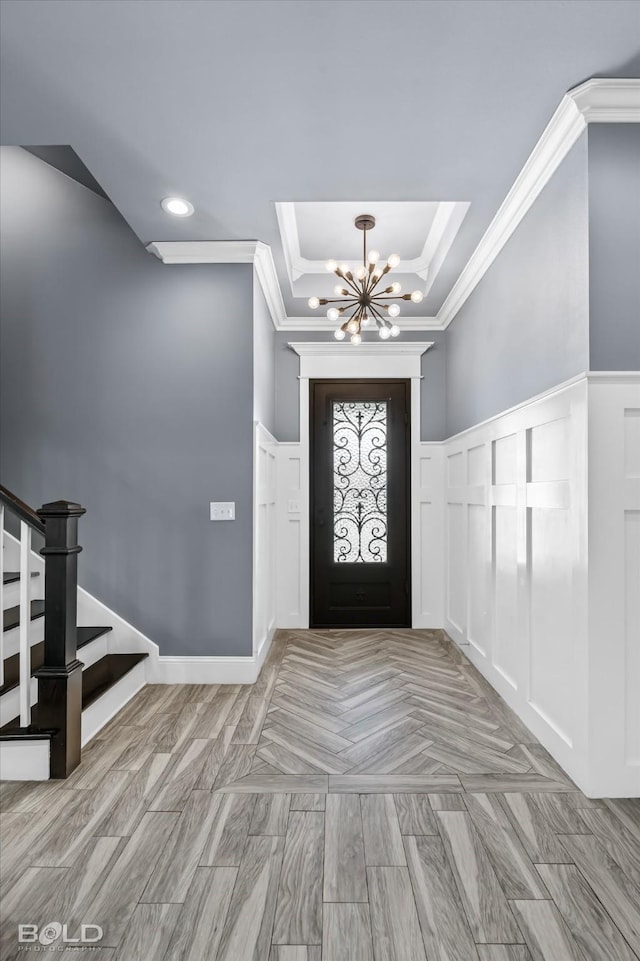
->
{"left": 1, "top": 0, "right": 639, "bottom": 322}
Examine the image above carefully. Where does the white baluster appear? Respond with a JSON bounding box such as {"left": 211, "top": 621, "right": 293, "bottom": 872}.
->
{"left": 0, "top": 504, "right": 4, "bottom": 688}
{"left": 19, "top": 519, "right": 31, "bottom": 727}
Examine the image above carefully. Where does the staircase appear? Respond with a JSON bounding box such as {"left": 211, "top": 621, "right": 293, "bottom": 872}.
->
{"left": 0, "top": 485, "right": 149, "bottom": 780}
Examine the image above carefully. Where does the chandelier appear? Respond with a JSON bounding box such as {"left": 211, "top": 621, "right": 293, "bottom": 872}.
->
{"left": 307, "top": 214, "right": 424, "bottom": 344}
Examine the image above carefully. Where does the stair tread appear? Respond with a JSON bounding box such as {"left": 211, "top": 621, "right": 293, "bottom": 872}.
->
{"left": 0, "top": 625, "right": 113, "bottom": 697}
{"left": 82, "top": 652, "right": 148, "bottom": 711}
{"left": 0, "top": 726, "right": 56, "bottom": 740}
{"left": 3, "top": 599, "right": 45, "bottom": 632}
{"left": 1, "top": 650, "right": 147, "bottom": 731}
{"left": 78, "top": 625, "right": 113, "bottom": 648}
{"left": 2, "top": 571, "right": 40, "bottom": 585}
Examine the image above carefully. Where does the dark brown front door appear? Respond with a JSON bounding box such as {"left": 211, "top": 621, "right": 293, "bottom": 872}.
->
{"left": 310, "top": 380, "right": 411, "bottom": 628}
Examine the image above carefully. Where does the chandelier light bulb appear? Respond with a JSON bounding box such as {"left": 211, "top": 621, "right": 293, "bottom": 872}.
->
{"left": 390, "top": 324, "right": 400, "bottom": 337}
{"left": 367, "top": 249, "right": 380, "bottom": 265}
{"left": 361, "top": 314, "right": 370, "bottom": 327}
{"left": 308, "top": 296, "right": 319, "bottom": 309}
{"left": 356, "top": 266, "right": 367, "bottom": 281}
{"left": 391, "top": 282, "right": 402, "bottom": 294}
{"left": 340, "top": 264, "right": 350, "bottom": 276}
{"left": 334, "top": 328, "right": 346, "bottom": 340}
{"left": 351, "top": 333, "right": 362, "bottom": 345}
{"left": 327, "top": 307, "right": 340, "bottom": 322}
{"left": 347, "top": 318, "right": 359, "bottom": 334}
{"left": 387, "top": 253, "right": 401, "bottom": 269}
{"left": 411, "top": 289, "right": 424, "bottom": 303}
{"left": 325, "top": 259, "right": 338, "bottom": 272}
{"left": 379, "top": 326, "right": 391, "bottom": 340}
{"left": 334, "top": 285, "right": 348, "bottom": 296}
{"left": 388, "top": 303, "right": 401, "bottom": 318}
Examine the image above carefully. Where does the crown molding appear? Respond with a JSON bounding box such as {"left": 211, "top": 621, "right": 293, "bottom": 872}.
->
{"left": 147, "top": 78, "right": 640, "bottom": 335}
{"left": 436, "top": 78, "right": 640, "bottom": 329}
{"left": 146, "top": 239, "right": 287, "bottom": 328}
{"left": 278, "top": 316, "right": 441, "bottom": 330}
{"left": 288, "top": 341, "right": 434, "bottom": 357}
{"left": 147, "top": 240, "right": 261, "bottom": 264}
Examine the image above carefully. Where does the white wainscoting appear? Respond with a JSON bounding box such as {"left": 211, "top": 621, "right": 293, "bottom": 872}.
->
{"left": 253, "top": 423, "right": 278, "bottom": 659}
{"left": 443, "top": 377, "right": 589, "bottom": 787}
{"left": 441, "top": 372, "right": 640, "bottom": 797}
{"left": 585, "top": 375, "right": 640, "bottom": 797}
{"left": 276, "top": 442, "right": 306, "bottom": 628}
{"left": 415, "top": 443, "right": 445, "bottom": 627}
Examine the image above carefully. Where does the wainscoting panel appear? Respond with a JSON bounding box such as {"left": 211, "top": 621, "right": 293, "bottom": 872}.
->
{"left": 253, "top": 423, "right": 277, "bottom": 657}
{"left": 444, "top": 378, "right": 590, "bottom": 789}
{"left": 414, "top": 444, "right": 445, "bottom": 628}
{"left": 586, "top": 376, "right": 640, "bottom": 796}
{"left": 276, "top": 442, "right": 306, "bottom": 628}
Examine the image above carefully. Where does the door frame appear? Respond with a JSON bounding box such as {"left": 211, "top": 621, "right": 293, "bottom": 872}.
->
{"left": 310, "top": 378, "right": 412, "bottom": 628}
{"left": 288, "top": 341, "right": 434, "bottom": 629}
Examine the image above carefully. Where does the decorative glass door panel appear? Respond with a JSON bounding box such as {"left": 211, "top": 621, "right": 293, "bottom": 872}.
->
{"left": 311, "top": 381, "right": 410, "bottom": 627}
{"left": 333, "top": 401, "right": 388, "bottom": 563}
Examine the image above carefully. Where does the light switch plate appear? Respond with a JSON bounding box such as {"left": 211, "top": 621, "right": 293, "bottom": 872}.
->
{"left": 210, "top": 501, "right": 235, "bottom": 521}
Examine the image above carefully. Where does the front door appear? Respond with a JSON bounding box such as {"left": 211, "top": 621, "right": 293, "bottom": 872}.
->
{"left": 310, "top": 380, "right": 411, "bottom": 628}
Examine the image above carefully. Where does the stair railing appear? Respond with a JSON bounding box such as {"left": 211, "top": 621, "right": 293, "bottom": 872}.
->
{"left": 0, "top": 485, "right": 46, "bottom": 725}
{"left": 0, "top": 485, "right": 85, "bottom": 777}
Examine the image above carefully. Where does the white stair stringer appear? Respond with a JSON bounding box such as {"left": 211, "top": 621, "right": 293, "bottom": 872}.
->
{"left": 81, "top": 658, "right": 147, "bottom": 746}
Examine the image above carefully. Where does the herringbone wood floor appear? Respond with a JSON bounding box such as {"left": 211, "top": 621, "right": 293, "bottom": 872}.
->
{"left": 1, "top": 629, "right": 640, "bottom": 961}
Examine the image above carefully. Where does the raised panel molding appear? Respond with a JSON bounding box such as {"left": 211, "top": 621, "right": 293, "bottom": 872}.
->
{"left": 442, "top": 372, "right": 640, "bottom": 798}
{"left": 254, "top": 423, "right": 277, "bottom": 658}
{"left": 445, "top": 378, "right": 587, "bottom": 783}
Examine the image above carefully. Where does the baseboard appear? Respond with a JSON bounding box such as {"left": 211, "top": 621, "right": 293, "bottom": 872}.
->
{"left": 148, "top": 626, "right": 277, "bottom": 685}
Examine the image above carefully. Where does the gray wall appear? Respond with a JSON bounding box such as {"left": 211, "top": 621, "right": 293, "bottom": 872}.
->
{"left": 253, "top": 272, "right": 276, "bottom": 436}
{"left": 0, "top": 146, "right": 255, "bottom": 657}
{"left": 445, "top": 133, "right": 590, "bottom": 436}
{"left": 274, "top": 330, "right": 448, "bottom": 443}
{"left": 588, "top": 124, "right": 640, "bottom": 371}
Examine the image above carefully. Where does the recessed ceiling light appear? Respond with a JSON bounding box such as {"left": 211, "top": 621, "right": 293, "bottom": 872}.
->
{"left": 161, "top": 197, "right": 194, "bottom": 217}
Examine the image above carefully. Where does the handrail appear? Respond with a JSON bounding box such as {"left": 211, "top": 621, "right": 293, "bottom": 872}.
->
{"left": 0, "top": 484, "right": 46, "bottom": 535}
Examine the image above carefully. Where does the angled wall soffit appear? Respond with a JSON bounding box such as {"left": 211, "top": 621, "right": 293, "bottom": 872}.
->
{"left": 147, "top": 79, "right": 640, "bottom": 333}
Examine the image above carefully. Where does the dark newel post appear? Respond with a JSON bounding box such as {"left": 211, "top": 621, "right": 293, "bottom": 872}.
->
{"left": 34, "top": 501, "right": 86, "bottom": 779}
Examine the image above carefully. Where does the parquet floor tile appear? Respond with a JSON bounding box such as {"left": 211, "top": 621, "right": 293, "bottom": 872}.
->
{"left": 2, "top": 628, "right": 639, "bottom": 961}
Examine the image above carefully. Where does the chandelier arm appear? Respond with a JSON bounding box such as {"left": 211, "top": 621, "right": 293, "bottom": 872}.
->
{"left": 322, "top": 297, "right": 359, "bottom": 305}
{"left": 369, "top": 303, "right": 389, "bottom": 326}
{"left": 337, "top": 271, "right": 363, "bottom": 297}
{"left": 367, "top": 273, "right": 384, "bottom": 297}
{"left": 363, "top": 270, "right": 378, "bottom": 297}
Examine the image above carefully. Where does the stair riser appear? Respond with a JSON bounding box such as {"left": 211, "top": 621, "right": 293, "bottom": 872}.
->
{"left": 2, "top": 619, "right": 45, "bottom": 659}
{"left": 0, "top": 738, "right": 50, "bottom": 780}
{"left": 0, "top": 633, "right": 110, "bottom": 725}
{"left": 0, "top": 677, "right": 38, "bottom": 727}
{"left": 2, "top": 580, "right": 44, "bottom": 610}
